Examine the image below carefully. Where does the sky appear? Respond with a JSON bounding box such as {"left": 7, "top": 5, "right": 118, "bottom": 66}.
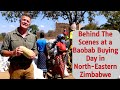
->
{"left": 0, "top": 12, "right": 107, "bottom": 33}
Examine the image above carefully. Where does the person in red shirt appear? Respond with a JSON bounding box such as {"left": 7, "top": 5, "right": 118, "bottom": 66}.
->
{"left": 52, "top": 34, "right": 67, "bottom": 79}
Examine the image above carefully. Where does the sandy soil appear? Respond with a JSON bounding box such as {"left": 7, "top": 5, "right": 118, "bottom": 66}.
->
{"left": 0, "top": 71, "right": 10, "bottom": 79}
{"left": 0, "top": 71, "right": 74, "bottom": 79}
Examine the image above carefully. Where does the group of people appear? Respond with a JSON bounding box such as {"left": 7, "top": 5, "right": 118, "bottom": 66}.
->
{"left": 0, "top": 13, "right": 76, "bottom": 79}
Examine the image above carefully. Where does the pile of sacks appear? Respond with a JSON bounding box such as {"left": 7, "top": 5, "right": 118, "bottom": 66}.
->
{"left": 33, "top": 57, "right": 46, "bottom": 79}
{"left": 0, "top": 55, "right": 45, "bottom": 79}
{"left": 0, "top": 55, "right": 10, "bottom": 72}
{"left": 0, "top": 55, "right": 69, "bottom": 79}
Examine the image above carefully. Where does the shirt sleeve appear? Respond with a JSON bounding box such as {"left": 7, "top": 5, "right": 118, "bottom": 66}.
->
{"left": 1, "top": 33, "right": 10, "bottom": 50}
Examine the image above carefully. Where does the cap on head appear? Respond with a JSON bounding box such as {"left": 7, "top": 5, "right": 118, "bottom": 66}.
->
{"left": 57, "top": 34, "right": 65, "bottom": 41}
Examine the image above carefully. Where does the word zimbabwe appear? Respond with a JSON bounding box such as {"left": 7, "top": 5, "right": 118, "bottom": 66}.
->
{"left": 80, "top": 71, "right": 111, "bottom": 78}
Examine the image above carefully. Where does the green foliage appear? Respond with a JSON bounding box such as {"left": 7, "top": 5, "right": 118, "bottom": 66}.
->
{"left": 82, "top": 22, "right": 100, "bottom": 30}
{"left": 0, "top": 11, "right": 99, "bottom": 26}
{"left": 42, "top": 11, "right": 98, "bottom": 25}
{"left": 99, "top": 11, "right": 120, "bottom": 31}
{"left": 2, "top": 11, "right": 120, "bottom": 32}
{"left": 0, "top": 11, "right": 40, "bottom": 22}
{"left": 28, "top": 24, "right": 39, "bottom": 35}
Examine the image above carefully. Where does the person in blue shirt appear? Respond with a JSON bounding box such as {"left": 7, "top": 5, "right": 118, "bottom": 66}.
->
{"left": 36, "top": 32, "right": 48, "bottom": 78}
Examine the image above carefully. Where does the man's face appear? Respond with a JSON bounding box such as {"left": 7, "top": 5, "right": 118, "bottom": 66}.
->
{"left": 20, "top": 15, "right": 31, "bottom": 29}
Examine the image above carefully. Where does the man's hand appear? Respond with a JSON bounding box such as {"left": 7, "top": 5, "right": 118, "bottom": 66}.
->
{"left": 12, "top": 46, "right": 23, "bottom": 56}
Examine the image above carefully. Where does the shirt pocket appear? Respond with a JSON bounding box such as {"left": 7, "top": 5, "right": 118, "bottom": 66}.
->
{"left": 26, "top": 39, "right": 35, "bottom": 49}
{"left": 11, "top": 38, "right": 22, "bottom": 49}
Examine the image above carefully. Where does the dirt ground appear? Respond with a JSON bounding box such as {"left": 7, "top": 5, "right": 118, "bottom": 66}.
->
{"left": 0, "top": 71, "right": 10, "bottom": 79}
{"left": 0, "top": 71, "right": 74, "bottom": 79}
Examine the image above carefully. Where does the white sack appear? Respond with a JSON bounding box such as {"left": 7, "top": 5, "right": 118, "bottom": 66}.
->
{"left": 64, "top": 64, "right": 69, "bottom": 77}
{"left": 32, "top": 61, "right": 46, "bottom": 79}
